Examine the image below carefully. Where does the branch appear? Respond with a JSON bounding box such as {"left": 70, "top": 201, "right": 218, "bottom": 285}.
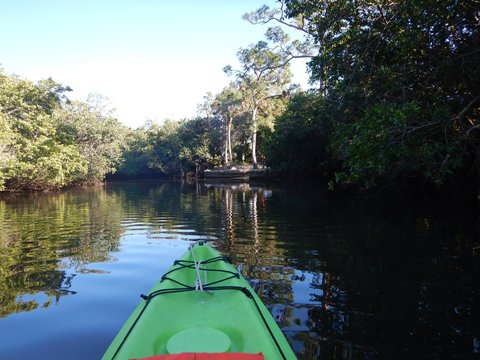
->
{"left": 466, "top": 124, "right": 480, "bottom": 137}
{"left": 456, "top": 94, "right": 480, "bottom": 121}
{"left": 259, "top": 92, "right": 285, "bottom": 103}
{"left": 243, "top": 2, "right": 312, "bottom": 36}
{"left": 405, "top": 121, "right": 444, "bottom": 135}
{"left": 6, "top": 108, "right": 20, "bottom": 116}
{"left": 257, "top": 53, "right": 313, "bottom": 79}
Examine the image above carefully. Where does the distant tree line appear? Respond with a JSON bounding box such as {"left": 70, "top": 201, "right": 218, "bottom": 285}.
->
{"left": 1, "top": 0, "right": 478, "bottom": 196}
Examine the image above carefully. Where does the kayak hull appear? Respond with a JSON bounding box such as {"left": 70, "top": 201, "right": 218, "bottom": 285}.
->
{"left": 102, "top": 242, "right": 296, "bottom": 360}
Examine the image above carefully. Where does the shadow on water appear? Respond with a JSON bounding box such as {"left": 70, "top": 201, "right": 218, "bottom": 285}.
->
{"left": 206, "top": 182, "right": 480, "bottom": 359}
{"left": 0, "top": 180, "right": 478, "bottom": 359}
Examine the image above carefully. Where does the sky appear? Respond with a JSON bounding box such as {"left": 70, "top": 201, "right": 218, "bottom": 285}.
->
{"left": 1, "top": 0, "right": 310, "bottom": 128}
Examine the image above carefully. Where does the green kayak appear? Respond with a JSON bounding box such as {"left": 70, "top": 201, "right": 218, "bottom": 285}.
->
{"left": 102, "top": 241, "right": 297, "bottom": 360}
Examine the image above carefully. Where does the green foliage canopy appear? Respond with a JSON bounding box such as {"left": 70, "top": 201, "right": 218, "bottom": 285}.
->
{"left": 0, "top": 70, "right": 126, "bottom": 191}
{"left": 267, "top": 0, "right": 480, "bottom": 189}
{"left": 265, "top": 91, "right": 334, "bottom": 174}
{"left": 2, "top": 0, "right": 478, "bottom": 194}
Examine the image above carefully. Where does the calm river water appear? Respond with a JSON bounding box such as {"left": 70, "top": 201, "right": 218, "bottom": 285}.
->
{"left": 0, "top": 181, "right": 478, "bottom": 359}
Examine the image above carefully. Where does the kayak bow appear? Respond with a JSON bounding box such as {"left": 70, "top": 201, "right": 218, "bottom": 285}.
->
{"left": 102, "top": 241, "right": 296, "bottom": 360}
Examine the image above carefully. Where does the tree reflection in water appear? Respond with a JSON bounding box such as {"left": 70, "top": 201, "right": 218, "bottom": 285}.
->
{"left": 206, "top": 182, "right": 479, "bottom": 359}
{"left": 0, "top": 188, "right": 124, "bottom": 317}
{"left": 0, "top": 182, "right": 478, "bottom": 359}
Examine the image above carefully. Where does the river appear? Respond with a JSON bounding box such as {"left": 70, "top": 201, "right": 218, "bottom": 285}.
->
{"left": 0, "top": 181, "right": 478, "bottom": 359}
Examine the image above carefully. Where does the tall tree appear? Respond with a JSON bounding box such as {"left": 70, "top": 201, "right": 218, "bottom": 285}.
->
{"left": 211, "top": 83, "right": 245, "bottom": 166}
{"left": 243, "top": 1, "right": 318, "bottom": 90}
{"left": 224, "top": 27, "right": 300, "bottom": 167}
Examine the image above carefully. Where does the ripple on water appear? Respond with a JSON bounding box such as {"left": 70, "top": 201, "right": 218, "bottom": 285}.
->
{"left": 1, "top": 182, "right": 478, "bottom": 360}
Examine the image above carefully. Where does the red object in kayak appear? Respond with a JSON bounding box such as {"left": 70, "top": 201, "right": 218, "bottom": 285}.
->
{"left": 132, "top": 353, "right": 264, "bottom": 360}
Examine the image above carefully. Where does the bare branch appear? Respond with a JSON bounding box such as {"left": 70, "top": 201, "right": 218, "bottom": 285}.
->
{"left": 455, "top": 94, "right": 480, "bottom": 121}
{"left": 466, "top": 124, "right": 480, "bottom": 137}
{"left": 6, "top": 108, "right": 20, "bottom": 116}
{"left": 243, "top": 2, "right": 312, "bottom": 36}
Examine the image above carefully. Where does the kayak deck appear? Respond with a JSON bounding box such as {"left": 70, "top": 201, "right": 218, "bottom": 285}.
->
{"left": 102, "top": 242, "right": 296, "bottom": 360}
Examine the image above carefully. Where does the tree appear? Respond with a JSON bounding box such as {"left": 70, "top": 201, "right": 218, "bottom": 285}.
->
{"left": 0, "top": 71, "right": 89, "bottom": 191}
{"left": 54, "top": 100, "right": 126, "bottom": 184}
{"left": 0, "top": 112, "right": 14, "bottom": 190}
{"left": 85, "top": 92, "right": 115, "bottom": 116}
{"left": 115, "top": 127, "right": 158, "bottom": 178}
{"left": 210, "top": 83, "right": 245, "bottom": 166}
{"left": 139, "top": 118, "right": 220, "bottom": 178}
{"left": 279, "top": 0, "right": 480, "bottom": 190}
{"left": 265, "top": 91, "right": 334, "bottom": 174}
{"left": 224, "top": 27, "right": 300, "bottom": 167}
{"left": 243, "top": 1, "right": 319, "bottom": 90}
{"left": 145, "top": 120, "right": 184, "bottom": 177}
{"left": 178, "top": 117, "right": 220, "bottom": 176}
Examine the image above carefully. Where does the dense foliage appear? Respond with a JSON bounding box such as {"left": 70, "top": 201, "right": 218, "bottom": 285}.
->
{"left": 265, "top": 0, "right": 480, "bottom": 191}
{"left": 116, "top": 117, "right": 222, "bottom": 179}
{"left": 1, "top": 0, "right": 478, "bottom": 196}
{"left": 224, "top": 27, "right": 297, "bottom": 166}
{"left": 0, "top": 71, "right": 124, "bottom": 191}
{"left": 265, "top": 91, "right": 334, "bottom": 175}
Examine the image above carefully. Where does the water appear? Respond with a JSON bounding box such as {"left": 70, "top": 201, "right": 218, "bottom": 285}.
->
{"left": 0, "top": 181, "right": 478, "bottom": 359}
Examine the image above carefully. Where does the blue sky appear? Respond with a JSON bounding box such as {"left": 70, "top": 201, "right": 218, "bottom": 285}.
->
{"left": 1, "top": 0, "right": 310, "bottom": 128}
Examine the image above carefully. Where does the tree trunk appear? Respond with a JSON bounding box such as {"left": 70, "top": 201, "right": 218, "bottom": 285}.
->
{"left": 179, "top": 163, "right": 184, "bottom": 179}
{"left": 227, "top": 117, "right": 233, "bottom": 165}
{"left": 223, "top": 126, "right": 228, "bottom": 166}
{"left": 195, "top": 162, "right": 200, "bottom": 179}
{"left": 251, "top": 106, "right": 258, "bottom": 168}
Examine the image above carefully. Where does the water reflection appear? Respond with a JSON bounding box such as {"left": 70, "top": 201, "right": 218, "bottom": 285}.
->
{"left": 206, "top": 184, "right": 480, "bottom": 359}
{"left": 0, "top": 188, "right": 124, "bottom": 317}
{"left": 0, "top": 182, "right": 478, "bottom": 360}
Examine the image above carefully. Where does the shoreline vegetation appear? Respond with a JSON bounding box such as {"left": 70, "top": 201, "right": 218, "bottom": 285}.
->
{"left": 1, "top": 1, "right": 478, "bottom": 200}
